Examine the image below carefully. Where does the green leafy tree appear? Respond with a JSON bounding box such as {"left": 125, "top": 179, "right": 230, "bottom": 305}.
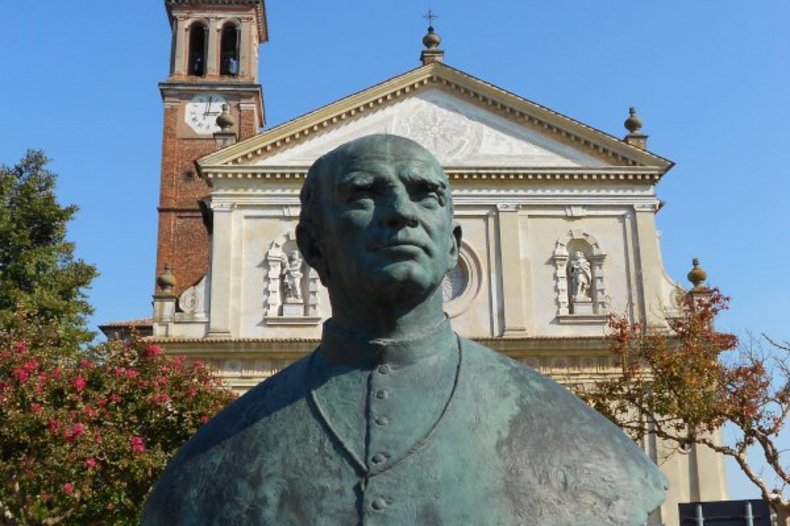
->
{"left": 0, "top": 150, "right": 96, "bottom": 347}
{"left": 574, "top": 289, "right": 790, "bottom": 522}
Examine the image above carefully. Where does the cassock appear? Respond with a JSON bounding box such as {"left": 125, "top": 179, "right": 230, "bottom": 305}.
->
{"left": 142, "top": 319, "right": 666, "bottom": 525}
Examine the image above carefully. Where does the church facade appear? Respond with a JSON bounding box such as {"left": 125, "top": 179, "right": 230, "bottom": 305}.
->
{"left": 135, "top": 1, "right": 728, "bottom": 523}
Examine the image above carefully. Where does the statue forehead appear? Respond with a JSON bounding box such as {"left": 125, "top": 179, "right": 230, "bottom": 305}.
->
{"left": 322, "top": 135, "right": 444, "bottom": 180}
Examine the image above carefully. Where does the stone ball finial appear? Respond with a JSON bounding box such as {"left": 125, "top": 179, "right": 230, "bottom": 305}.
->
{"left": 157, "top": 263, "right": 177, "bottom": 296}
{"left": 624, "top": 106, "right": 644, "bottom": 134}
{"left": 216, "top": 104, "right": 235, "bottom": 132}
{"left": 423, "top": 26, "right": 441, "bottom": 49}
{"left": 687, "top": 257, "right": 708, "bottom": 290}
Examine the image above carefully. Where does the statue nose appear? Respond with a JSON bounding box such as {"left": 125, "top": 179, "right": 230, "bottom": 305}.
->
{"left": 384, "top": 193, "right": 419, "bottom": 228}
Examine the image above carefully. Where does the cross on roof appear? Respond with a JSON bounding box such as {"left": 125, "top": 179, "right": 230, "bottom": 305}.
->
{"left": 423, "top": 9, "right": 438, "bottom": 27}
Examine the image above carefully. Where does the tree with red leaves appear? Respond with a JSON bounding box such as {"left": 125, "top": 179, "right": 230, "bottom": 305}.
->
{"left": 574, "top": 288, "right": 790, "bottom": 522}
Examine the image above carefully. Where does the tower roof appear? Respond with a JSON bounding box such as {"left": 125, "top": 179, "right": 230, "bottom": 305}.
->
{"left": 164, "top": 0, "right": 268, "bottom": 42}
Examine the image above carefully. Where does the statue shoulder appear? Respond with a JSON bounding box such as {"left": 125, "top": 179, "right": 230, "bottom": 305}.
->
{"left": 456, "top": 336, "right": 667, "bottom": 522}
{"left": 142, "top": 353, "right": 314, "bottom": 525}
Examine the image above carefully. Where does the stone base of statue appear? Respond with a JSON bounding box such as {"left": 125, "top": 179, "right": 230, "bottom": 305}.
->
{"left": 571, "top": 297, "right": 594, "bottom": 315}
{"left": 282, "top": 301, "right": 304, "bottom": 317}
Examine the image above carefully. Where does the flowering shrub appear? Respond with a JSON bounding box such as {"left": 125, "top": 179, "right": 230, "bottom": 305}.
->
{"left": 0, "top": 333, "right": 235, "bottom": 525}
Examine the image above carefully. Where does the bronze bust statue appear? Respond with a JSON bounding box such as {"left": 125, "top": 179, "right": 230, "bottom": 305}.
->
{"left": 142, "top": 134, "right": 667, "bottom": 525}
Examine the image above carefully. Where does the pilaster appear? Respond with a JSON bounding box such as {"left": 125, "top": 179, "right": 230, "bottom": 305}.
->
{"left": 632, "top": 201, "right": 663, "bottom": 326}
{"left": 497, "top": 203, "right": 527, "bottom": 335}
{"left": 207, "top": 202, "right": 233, "bottom": 336}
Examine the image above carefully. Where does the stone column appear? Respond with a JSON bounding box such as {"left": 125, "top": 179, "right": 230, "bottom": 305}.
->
{"left": 208, "top": 202, "right": 233, "bottom": 336}
{"left": 632, "top": 202, "right": 663, "bottom": 326}
{"left": 172, "top": 17, "right": 187, "bottom": 75}
{"left": 497, "top": 203, "right": 527, "bottom": 335}
{"left": 207, "top": 20, "right": 219, "bottom": 76}
{"left": 239, "top": 20, "right": 250, "bottom": 77}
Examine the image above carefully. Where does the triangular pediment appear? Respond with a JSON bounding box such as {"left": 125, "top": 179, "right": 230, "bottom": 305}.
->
{"left": 198, "top": 62, "right": 672, "bottom": 174}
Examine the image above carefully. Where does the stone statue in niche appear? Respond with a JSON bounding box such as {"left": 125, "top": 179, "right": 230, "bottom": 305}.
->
{"left": 569, "top": 250, "right": 592, "bottom": 301}
{"left": 142, "top": 135, "right": 666, "bottom": 525}
{"left": 282, "top": 249, "right": 304, "bottom": 302}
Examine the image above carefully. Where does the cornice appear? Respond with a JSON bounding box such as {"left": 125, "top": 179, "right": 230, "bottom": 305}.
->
{"left": 201, "top": 165, "right": 665, "bottom": 186}
{"left": 197, "top": 62, "right": 673, "bottom": 174}
{"left": 164, "top": 0, "right": 268, "bottom": 42}
{"left": 159, "top": 81, "right": 263, "bottom": 95}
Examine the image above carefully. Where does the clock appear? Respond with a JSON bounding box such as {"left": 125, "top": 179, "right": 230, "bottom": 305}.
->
{"left": 185, "top": 93, "right": 227, "bottom": 135}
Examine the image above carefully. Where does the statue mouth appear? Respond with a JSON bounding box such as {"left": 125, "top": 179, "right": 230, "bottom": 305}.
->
{"left": 370, "top": 240, "right": 428, "bottom": 256}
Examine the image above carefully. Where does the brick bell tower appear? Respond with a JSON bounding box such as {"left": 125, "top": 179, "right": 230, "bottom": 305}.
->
{"left": 155, "top": 0, "right": 267, "bottom": 297}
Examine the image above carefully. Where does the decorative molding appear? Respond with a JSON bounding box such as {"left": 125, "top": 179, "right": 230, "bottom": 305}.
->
{"left": 202, "top": 166, "right": 664, "bottom": 185}
{"left": 263, "top": 230, "right": 321, "bottom": 325}
{"left": 442, "top": 241, "right": 483, "bottom": 318}
{"left": 552, "top": 229, "right": 609, "bottom": 319}
{"left": 177, "top": 275, "right": 209, "bottom": 319}
{"left": 196, "top": 63, "right": 673, "bottom": 172}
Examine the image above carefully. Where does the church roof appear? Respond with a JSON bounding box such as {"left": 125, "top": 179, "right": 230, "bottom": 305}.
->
{"left": 197, "top": 61, "right": 673, "bottom": 177}
{"left": 164, "top": 0, "right": 268, "bottom": 42}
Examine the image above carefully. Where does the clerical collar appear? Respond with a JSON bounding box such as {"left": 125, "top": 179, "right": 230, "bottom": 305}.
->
{"left": 319, "top": 317, "right": 455, "bottom": 368}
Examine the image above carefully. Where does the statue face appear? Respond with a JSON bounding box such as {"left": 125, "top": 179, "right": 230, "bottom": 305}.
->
{"left": 302, "top": 136, "right": 460, "bottom": 306}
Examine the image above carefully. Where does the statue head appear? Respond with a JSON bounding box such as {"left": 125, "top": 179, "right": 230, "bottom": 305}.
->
{"left": 297, "top": 134, "right": 461, "bottom": 315}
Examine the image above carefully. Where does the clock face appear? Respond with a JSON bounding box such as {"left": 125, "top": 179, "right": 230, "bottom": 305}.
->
{"left": 185, "top": 94, "right": 227, "bottom": 135}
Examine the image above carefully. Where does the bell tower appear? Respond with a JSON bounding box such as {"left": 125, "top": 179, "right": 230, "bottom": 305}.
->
{"left": 155, "top": 0, "right": 267, "bottom": 296}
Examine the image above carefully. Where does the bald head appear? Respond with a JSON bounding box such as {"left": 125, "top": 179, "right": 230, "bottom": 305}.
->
{"left": 298, "top": 134, "right": 451, "bottom": 239}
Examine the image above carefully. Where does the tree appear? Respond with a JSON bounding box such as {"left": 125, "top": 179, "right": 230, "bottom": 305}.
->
{"left": 0, "top": 328, "right": 235, "bottom": 525}
{"left": 573, "top": 289, "right": 790, "bottom": 522}
{"left": 0, "top": 151, "right": 96, "bottom": 347}
{"left": 0, "top": 151, "right": 236, "bottom": 523}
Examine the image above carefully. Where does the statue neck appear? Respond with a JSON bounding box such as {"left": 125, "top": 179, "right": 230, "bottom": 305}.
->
{"left": 328, "top": 287, "right": 447, "bottom": 340}
{"left": 320, "top": 315, "right": 454, "bottom": 368}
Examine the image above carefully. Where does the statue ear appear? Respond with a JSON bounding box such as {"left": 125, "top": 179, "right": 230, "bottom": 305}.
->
{"left": 296, "top": 224, "right": 328, "bottom": 285}
{"left": 447, "top": 221, "right": 462, "bottom": 270}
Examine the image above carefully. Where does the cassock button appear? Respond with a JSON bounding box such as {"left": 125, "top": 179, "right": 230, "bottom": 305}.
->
{"left": 371, "top": 453, "right": 388, "bottom": 465}
{"left": 371, "top": 498, "right": 387, "bottom": 511}
{"left": 377, "top": 363, "right": 391, "bottom": 375}
{"left": 375, "top": 389, "right": 389, "bottom": 400}
{"left": 374, "top": 416, "right": 389, "bottom": 426}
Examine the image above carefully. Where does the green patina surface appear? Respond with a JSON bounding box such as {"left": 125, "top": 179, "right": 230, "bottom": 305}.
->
{"left": 142, "top": 135, "right": 667, "bottom": 525}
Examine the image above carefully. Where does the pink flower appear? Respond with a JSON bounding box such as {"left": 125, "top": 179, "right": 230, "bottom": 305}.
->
{"left": 79, "top": 358, "right": 93, "bottom": 369}
{"left": 74, "top": 376, "right": 86, "bottom": 391}
{"left": 64, "top": 423, "right": 86, "bottom": 443}
{"left": 12, "top": 368, "right": 30, "bottom": 382}
{"left": 151, "top": 392, "right": 171, "bottom": 405}
{"left": 30, "top": 403, "right": 42, "bottom": 414}
{"left": 200, "top": 415, "right": 210, "bottom": 424}
{"left": 48, "top": 420, "right": 61, "bottom": 433}
{"left": 125, "top": 368, "right": 139, "bottom": 379}
{"left": 130, "top": 436, "right": 145, "bottom": 453}
{"left": 14, "top": 341, "right": 27, "bottom": 354}
{"left": 73, "top": 423, "right": 85, "bottom": 436}
{"left": 22, "top": 359, "right": 39, "bottom": 372}
{"left": 63, "top": 482, "right": 74, "bottom": 494}
{"left": 84, "top": 457, "right": 97, "bottom": 469}
{"left": 188, "top": 387, "right": 198, "bottom": 397}
{"left": 109, "top": 393, "right": 122, "bottom": 404}
{"left": 145, "top": 344, "right": 163, "bottom": 358}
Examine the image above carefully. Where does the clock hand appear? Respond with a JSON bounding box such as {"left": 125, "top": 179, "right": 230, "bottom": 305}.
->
{"left": 204, "top": 96, "right": 213, "bottom": 114}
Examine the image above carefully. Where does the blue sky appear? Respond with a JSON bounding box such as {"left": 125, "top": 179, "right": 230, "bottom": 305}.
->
{"left": 2, "top": 1, "right": 788, "bottom": 501}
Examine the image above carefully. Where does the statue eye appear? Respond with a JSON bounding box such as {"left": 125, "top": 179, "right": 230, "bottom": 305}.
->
{"left": 413, "top": 181, "right": 445, "bottom": 205}
{"left": 348, "top": 184, "right": 375, "bottom": 201}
